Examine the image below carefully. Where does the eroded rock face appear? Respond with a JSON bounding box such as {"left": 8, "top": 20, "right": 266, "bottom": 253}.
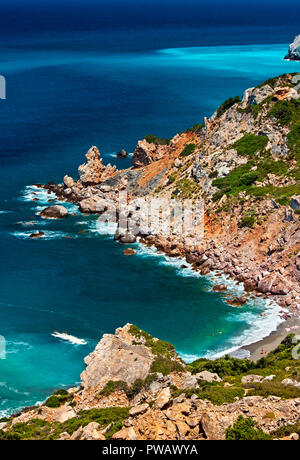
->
{"left": 132, "top": 139, "right": 169, "bottom": 168}
{"left": 80, "top": 324, "right": 154, "bottom": 390}
{"left": 285, "top": 35, "right": 300, "bottom": 61}
{"left": 78, "top": 146, "right": 105, "bottom": 185}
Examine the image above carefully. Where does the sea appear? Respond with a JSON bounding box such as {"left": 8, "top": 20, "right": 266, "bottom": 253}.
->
{"left": 0, "top": 0, "right": 299, "bottom": 416}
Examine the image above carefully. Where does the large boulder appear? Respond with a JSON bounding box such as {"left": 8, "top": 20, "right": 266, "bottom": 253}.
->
{"left": 80, "top": 324, "right": 155, "bottom": 390}
{"left": 79, "top": 197, "right": 107, "bottom": 214}
{"left": 285, "top": 35, "right": 300, "bottom": 61}
{"left": 40, "top": 205, "right": 68, "bottom": 219}
{"left": 257, "top": 273, "right": 290, "bottom": 295}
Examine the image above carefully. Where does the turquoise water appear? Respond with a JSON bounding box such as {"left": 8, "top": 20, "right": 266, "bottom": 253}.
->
{"left": 0, "top": 24, "right": 299, "bottom": 415}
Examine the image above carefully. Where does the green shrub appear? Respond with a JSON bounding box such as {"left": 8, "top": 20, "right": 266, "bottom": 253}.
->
{"left": 180, "top": 143, "right": 196, "bottom": 158}
{"left": 268, "top": 99, "right": 300, "bottom": 126}
{"left": 187, "top": 354, "right": 256, "bottom": 377}
{"left": 150, "top": 355, "right": 184, "bottom": 376}
{"left": 232, "top": 134, "right": 268, "bottom": 158}
{"left": 99, "top": 380, "right": 129, "bottom": 397}
{"left": 226, "top": 416, "right": 271, "bottom": 440}
{"left": 187, "top": 123, "right": 204, "bottom": 134}
{"left": 145, "top": 134, "right": 170, "bottom": 145}
{"left": 209, "top": 170, "right": 218, "bottom": 179}
{"left": 129, "top": 325, "right": 177, "bottom": 358}
{"left": 270, "top": 422, "right": 300, "bottom": 439}
{"left": 216, "top": 96, "right": 240, "bottom": 118}
{"left": 0, "top": 419, "right": 52, "bottom": 441}
{"left": 44, "top": 389, "right": 70, "bottom": 408}
{"left": 239, "top": 214, "right": 256, "bottom": 228}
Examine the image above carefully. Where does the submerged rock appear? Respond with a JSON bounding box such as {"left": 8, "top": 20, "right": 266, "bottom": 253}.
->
{"left": 116, "top": 149, "right": 128, "bottom": 158}
{"left": 29, "top": 231, "right": 45, "bottom": 238}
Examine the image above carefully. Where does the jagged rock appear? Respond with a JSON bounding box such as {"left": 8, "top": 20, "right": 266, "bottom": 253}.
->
{"left": 116, "top": 149, "right": 128, "bottom": 158}
{"left": 80, "top": 324, "right": 154, "bottom": 390}
{"left": 129, "top": 403, "right": 149, "bottom": 417}
{"left": 242, "top": 85, "right": 274, "bottom": 106}
{"left": 59, "top": 432, "right": 71, "bottom": 440}
{"left": 196, "top": 371, "right": 222, "bottom": 383}
{"left": 257, "top": 274, "right": 290, "bottom": 295}
{"left": 78, "top": 146, "right": 105, "bottom": 185}
{"left": 154, "top": 388, "right": 172, "bottom": 410}
{"left": 285, "top": 35, "right": 300, "bottom": 61}
{"left": 40, "top": 205, "right": 68, "bottom": 219}
{"left": 64, "top": 175, "right": 74, "bottom": 188}
{"left": 290, "top": 195, "right": 300, "bottom": 210}
{"left": 132, "top": 139, "right": 168, "bottom": 168}
{"left": 241, "top": 375, "right": 264, "bottom": 384}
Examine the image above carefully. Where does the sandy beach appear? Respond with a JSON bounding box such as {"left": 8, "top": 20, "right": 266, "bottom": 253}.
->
{"left": 242, "top": 317, "right": 300, "bottom": 361}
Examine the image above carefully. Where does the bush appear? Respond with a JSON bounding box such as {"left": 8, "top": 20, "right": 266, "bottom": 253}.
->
{"left": 0, "top": 419, "right": 52, "bottom": 441}
{"left": 150, "top": 355, "right": 184, "bottom": 376}
{"left": 268, "top": 99, "right": 300, "bottom": 126}
{"left": 232, "top": 134, "right": 268, "bottom": 158}
{"left": 187, "top": 354, "right": 256, "bottom": 377}
{"left": 180, "top": 143, "right": 196, "bottom": 157}
{"left": 145, "top": 134, "right": 170, "bottom": 145}
{"left": 99, "top": 380, "right": 129, "bottom": 397}
{"left": 129, "top": 325, "right": 176, "bottom": 358}
{"left": 216, "top": 96, "right": 240, "bottom": 118}
{"left": 44, "top": 389, "right": 70, "bottom": 408}
{"left": 238, "top": 214, "right": 256, "bottom": 228}
{"left": 226, "top": 416, "right": 271, "bottom": 440}
{"left": 187, "top": 123, "right": 204, "bottom": 134}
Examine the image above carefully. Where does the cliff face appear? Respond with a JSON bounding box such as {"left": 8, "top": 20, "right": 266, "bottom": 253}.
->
{"left": 45, "top": 73, "right": 300, "bottom": 315}
{"left": 285, "top": 36, "right": 300, "bottom": 61}
{"left": 1, "top": 325, "right": 299, "bottom": 440}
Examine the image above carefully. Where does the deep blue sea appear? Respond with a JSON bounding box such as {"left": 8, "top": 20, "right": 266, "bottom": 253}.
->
{"left": 0, "top": 0, "right": 299, "bottom": 415}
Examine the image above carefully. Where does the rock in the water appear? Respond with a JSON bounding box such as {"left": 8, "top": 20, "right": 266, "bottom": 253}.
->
{"left": 116, "top": 149, "right": 128, "bottom": 158}
{"left": 29, "top": 231, "right": 45, "bottom": 238}
{"left": 79, "top": 197, "right": 107, "bottom": 214}
{"left": 123, "top": 248, "right": 135, "bottom": 256}
{"left": 213, "top": 284, "right": 227, "bottom": 292}
{"left": 284, "top": 35, "right": 300, "bottom": 61}
{"left": 40, "top": 205, "right": 68, "bottom": 219}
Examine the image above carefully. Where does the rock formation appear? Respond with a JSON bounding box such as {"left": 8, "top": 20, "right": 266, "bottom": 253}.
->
{"left": 285, "top": 35, "right": 300, "bottom": 61}
{"left": 1, "top": 324, "right": 299, "bottom": 441}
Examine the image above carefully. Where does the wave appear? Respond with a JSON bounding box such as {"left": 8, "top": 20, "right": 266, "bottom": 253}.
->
{"left": 11, "top": 230, "right": 77, "bottom": 240}
{"left": 134, "top": 242, "right": 284, "bottom": 361}
{"left": 0, "top": 382, "right": 30, "bottom": 397}
{"left": 20, "top": 186, "right": 80, "bottom": 215}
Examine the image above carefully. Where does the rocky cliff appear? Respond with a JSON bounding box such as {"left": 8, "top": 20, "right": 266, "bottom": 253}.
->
{"left": 285, "top": 36, "right": 300, "bottom": 61}
{"left": 44, "top": 73, "right": 300, "bottom": 316}
{"left": 1, "top": 324, "right": 299, "bottom": 440}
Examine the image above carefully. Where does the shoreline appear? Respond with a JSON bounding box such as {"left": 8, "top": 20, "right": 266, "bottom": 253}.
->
{"left": 241, "top": 317, "right": 300, "bottom": 361}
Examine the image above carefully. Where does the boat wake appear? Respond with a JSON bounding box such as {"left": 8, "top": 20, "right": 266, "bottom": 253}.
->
{"left": 51, "top": 331, "right": 87, "bottom": 345}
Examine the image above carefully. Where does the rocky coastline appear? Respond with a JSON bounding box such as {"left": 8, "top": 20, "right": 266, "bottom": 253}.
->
{"left": 38, "top": 73, "right": 299, "bottom": 324}
{"left": 1, "top": 324, "right": 299, "bottom": 440}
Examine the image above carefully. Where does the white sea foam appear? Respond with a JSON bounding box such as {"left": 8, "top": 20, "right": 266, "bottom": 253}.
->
{"left": 88, "top": 219, "right": 118, "bottom": 236}
{"left": 135, "top": 242, "right": 284, "bottom": 361}
{"left": 11, "top": 230, "right": 77, "bottom": 240}
{"left": 20, "top": 185, "right": 80, "bottom": 215}
{"left": 51, "top": 331, "right": 87, "bottom": 345}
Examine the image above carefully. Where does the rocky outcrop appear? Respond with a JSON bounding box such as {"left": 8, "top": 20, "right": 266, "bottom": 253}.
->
{"left": 80, "top": 324, "right": 155, "bottom": 390}
{"left": 78, "top": 146, "right": 117, "bottom": 185}
{"left": 40, "top": 205, "right": 68, "bottom": 219}
{"left": 132, "top": 139, "right": 169, "bottom": 168}
{"left": 285, "top": 35, "right": 300, "bottom": 61}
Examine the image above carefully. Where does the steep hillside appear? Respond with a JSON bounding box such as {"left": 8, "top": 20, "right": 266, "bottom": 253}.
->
{"left": 0, "top": 324, "right": 299, "bottom": 440}
{"left": 44, "top": 73, "right": 300, "bottom": 313}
